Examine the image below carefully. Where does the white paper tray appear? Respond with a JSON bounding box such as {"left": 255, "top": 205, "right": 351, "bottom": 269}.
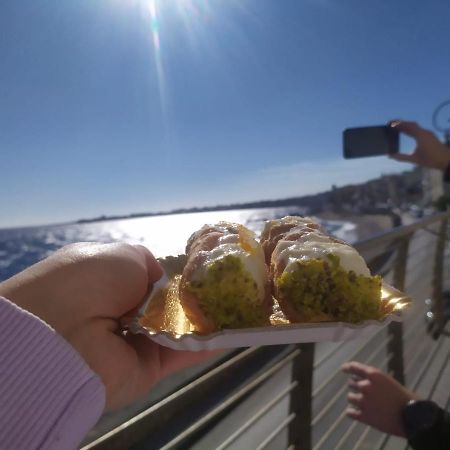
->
{"left": 122, "top": 255, "right": 411, "bottom": 351}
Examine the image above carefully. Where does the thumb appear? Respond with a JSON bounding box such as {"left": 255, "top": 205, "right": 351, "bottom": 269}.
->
{"left": 389, "top": 153, "right": 417, "bottom": 164}
{"left": 133, "top": 245, "right": 163, "bottom": 283}
{"left": 390, "top": 120, "right": 422, "bottom": 139}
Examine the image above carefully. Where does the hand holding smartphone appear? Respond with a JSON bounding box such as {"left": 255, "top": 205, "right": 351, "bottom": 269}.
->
{"left": 343, "top": 125, "right": 399, "bottom": 159}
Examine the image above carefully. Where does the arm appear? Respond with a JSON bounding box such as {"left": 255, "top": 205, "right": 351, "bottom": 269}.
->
{"left": 342, "top": 361, "right": 450, "bottom": 450}
{"left": 0, "top": 243, "right": 215, "bottom": 449}
{"left": 389, "top": 120, "right": 450, "bottom": 176}
{"left": 0, "top": 296, "right": 105, "bottom": 450}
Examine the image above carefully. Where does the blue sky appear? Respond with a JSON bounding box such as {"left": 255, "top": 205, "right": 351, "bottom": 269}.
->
{"left": 1, "top": 0, "right": 450, "bottom": 228}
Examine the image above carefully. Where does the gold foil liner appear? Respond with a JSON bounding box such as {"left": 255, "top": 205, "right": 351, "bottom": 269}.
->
{"left": 122, "top": 255, "right": 411, "bottom": 350}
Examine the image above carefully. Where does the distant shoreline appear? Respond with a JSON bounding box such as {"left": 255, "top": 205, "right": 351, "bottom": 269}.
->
{"left": 75, "top": 197, "right": 317, "bottom": 224}
{"left": 1, "top": 168, "right": 420, "bottom": 231}
{"left": 76, "top": 166, "right": 418, "bottom": 226}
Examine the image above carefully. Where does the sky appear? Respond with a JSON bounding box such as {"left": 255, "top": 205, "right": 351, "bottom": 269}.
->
{"left": 1, "top": 0, "right": 450, "bottom": 228}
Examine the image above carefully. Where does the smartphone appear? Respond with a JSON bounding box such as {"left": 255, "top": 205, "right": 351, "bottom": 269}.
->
{"left": 343, "top": 125, "right": 399, "bottom": 159}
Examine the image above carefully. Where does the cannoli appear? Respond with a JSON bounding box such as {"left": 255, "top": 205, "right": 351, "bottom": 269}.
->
{"left": 261, "top": 216, "right": 382, "bottom": 323}
{"left": 180, "top": 222, "right": 272, "bottom": 333}
{"left": 260, "top": 216, "right": 323, "bottom": 263}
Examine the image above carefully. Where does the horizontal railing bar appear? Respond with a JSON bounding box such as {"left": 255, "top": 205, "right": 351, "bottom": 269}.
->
{"left": 409, "top": 241, "right": 435, "bottom": 255}
{"left": 353, "top": 426, "right": 371, "bottom": 450}
{"left": 367, "top": 344, "right": 390, "bottom": 366}
{"left": 427, "top": 346, "right": 450, "bottom": 400}
{"left": 337, "top": 420, "right": 375, "bottom": 450}
{"left": 82, "top": 348, "right": 256, "bottom": 447}
{"left": 255, "top": 413, "right": 296, "bottom": 450}
{"left": 374, "top": 432, "right": 389, "bottom": 450}
{"left": 82, "top": 347, "right": 278, "bottom": 449}
{"left": 354, "top": 211, "right": 450, "bottom": 253}
{"left": 422, "top": 225, "right": 445, "bottom": 237}
{"left": 312, "top": 383, "right": 346, "bottom": 426}
{"left": 405, "top": 274, "right": 436, "bottom": 294}
{"left": 312, "top": 338, "right": 389, "bottom": 432}
{"left": 407, "top": 258, "right": 435, "bottom": 276}
{"left": 312, "top": 330, "right": 387, "bottom": 397}
{"left": 403, "top": 312, "right": 429, "bottom": 341}
{"left": 404, "top": 338, "right": 432, "bottom": 373}
{"left": 405, "top": 262, "right": 434, "bottom": 282}
{"left": 403, "top": 329, "right": 429, "bottom": 362}
{"left": 379, "top": 353, "right": 391, "bottom": 369}
{"left": 407, "top": 249, "right": 435, "bottom": 269}
{"left": 215, "top": 381, "right": 298, "bottom": 450}
{"left": 160, "top": 349, "right": 301, "bottom": 449}
{"left": 314, "top": 341, "right": 348, "bottom": 369}
{"left": 410, "top": 337, "right": 444, "bottom": 391}
{"left": 403, "top": 336, "right": 429, "bottom": 365}
{"left": 313, "top": 409, "right": 347, "bottom": 449}
{"left": 313, "top": 332, "right": 390, "bottom": 399}
{"left": 408, "top": 234, "right": 430, "bottom": 251}
{"left": 334, "top": 419, "right": 358, "bottom": 450}
{"left": 411, "top": 230, "right": 436, "bottom": 243}
{"left": 406, "top": 262, "right": 431, "bottom": 279}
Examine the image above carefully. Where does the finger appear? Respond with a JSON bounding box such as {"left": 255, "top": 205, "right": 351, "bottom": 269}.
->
{"left": 341, "top": 361, "right": 373, "bottom": 378}
{"left": 347, "top": 392, "right": 363, "bottom": 407}
{"left": 133, "top": 245, "right": 163, "bottom": 283}
{"left": 346, "top": 407, "right": 363, "bottom": 421}
{"left": 126, "top": 334, "right": 162, "bottom": 388}
{"left": 159, "top": 347, "right": 223, "bottom": 378}
{"left": 387, "top": 119, "right": 401, "bottom": 127}
{"left": 389, "top": 120, "right": 422, "bottom": 138}
{"left": 347, "top": 378, "right": 360, "bottom": 391}
{"left": 129, "top": 333, "right": 221, "bottom": 384}
{"left": 388, "top": 153, "right": 417, "bottom": 163}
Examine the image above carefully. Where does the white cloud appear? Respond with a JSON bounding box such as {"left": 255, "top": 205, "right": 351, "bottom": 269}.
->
{"left": 216, "top": 156, "right": 410, "bottom": 203}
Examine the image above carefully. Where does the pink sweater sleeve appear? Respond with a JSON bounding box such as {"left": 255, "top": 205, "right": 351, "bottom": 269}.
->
{"left": 0, "top": 297, "right": 106, "bottom": 450}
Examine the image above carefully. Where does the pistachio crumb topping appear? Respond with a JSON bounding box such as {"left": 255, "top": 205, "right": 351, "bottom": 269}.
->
{"left": 187, "top": 254, "right": 267, "bottom": 329}
{"left": 277, "top": 254, "right": 381, "bottom": 322}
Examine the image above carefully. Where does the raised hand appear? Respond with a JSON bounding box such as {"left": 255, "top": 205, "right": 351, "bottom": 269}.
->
{"left": 389, "top": 120, "right": 450, "bottom": 171}
{"left": 342, "top": 361, "right": 418, "bottom": 437}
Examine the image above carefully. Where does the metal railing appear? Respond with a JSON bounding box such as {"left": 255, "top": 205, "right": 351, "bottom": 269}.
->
{"left": 82, "top": 211, "right": 450, "bottom": 450}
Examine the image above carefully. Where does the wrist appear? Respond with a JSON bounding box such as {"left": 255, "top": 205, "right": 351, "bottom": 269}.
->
{"left": 402, "top": 399, "right": 443, "bottom": 449}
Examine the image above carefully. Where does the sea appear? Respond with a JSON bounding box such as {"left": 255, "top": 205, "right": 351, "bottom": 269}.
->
{"left": 0, "top": 206, "right": 358, "bottom": 282}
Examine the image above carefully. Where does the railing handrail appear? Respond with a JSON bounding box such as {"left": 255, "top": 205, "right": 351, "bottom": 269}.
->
{"left": 354, "top": 210, "right": 450, "bottom": 252}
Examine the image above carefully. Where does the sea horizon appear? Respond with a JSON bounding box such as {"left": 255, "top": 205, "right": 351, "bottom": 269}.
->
{"left": 0, "top": 205, "right": 362, "bottom": 282}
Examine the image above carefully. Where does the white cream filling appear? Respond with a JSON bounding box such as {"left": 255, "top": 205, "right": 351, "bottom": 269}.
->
{"left": 278, "top": 240, "right": 370, "bottom": 276}
{"left": 272, "top": 232, "right": 333, "bottom": 262}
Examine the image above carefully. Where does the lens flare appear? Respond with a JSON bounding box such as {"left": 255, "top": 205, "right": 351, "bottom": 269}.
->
{"left": 148, "top": 0, "right": 160, "bottom": 49}
{"left": 146, "top": 0, "right": 165, "bottom": 122}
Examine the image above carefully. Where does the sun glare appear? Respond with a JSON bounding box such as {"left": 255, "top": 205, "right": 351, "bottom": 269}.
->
{"left": 148, "top": 0, "right": 160, "bottom": 50}
{"left": 135, "top": 0, "right": 218, "bottom": 133}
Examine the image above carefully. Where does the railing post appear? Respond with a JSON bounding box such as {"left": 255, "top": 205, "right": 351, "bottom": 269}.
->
{"left": 288, "top": 343, "right": 314, "bottom": 450}
{"left": 429, "top": 218, "right": 448, "bottom": 338}
{"left": 387, "top": 235, "right": 411, "bottom": 384}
